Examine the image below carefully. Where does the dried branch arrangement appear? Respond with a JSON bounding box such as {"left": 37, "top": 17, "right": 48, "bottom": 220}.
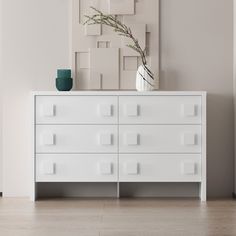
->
{"left": 84, "top": 7, "right": 148, "bottom": 67}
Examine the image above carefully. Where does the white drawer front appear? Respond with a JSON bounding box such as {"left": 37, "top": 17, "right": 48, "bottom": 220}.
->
{"left": 119, "top": 125, "right": 201, "bottom": 153}
{"left": 119, "top": 154, "right": 201, "bottom": 182}
{"left": 36, "top": 154, "right": 118, "bottom": 182}
{"left": 119, "top": 96, "right": 202, "bottom": 124}
{"left": 36, "top": 125, "right": 118, "bottom": 153}
{"left": 36, "top": 96, "right": 118, "bottom": 124}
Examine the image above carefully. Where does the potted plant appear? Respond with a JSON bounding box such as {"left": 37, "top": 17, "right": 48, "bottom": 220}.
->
{"left": 84, "top": 7, "right": 156, "bottom": 91}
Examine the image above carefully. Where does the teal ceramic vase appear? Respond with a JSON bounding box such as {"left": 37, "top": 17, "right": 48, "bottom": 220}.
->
{"left": 56, "top": 69, "right": 73, "bottom": 91}
{"left": 56, "top": 78, "right": 73, "bottom": 91}
{"left": 57, "top": 69, "right": 71, "bottom": 79}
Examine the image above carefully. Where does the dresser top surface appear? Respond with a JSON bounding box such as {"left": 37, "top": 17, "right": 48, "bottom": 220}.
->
{"left": 31, "top": 91, "right": 207, "bottom": 96}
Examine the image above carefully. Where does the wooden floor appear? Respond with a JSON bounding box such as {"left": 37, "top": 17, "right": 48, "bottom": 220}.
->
{"left": 0, "top": 198, "right": 236, "bottom": 236}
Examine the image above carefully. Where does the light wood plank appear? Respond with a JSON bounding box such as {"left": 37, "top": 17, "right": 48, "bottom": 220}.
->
{"left": 0, "top": 198, "right": 235, "bottom": 236}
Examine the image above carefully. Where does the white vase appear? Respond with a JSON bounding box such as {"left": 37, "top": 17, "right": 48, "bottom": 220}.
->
{"left": 136, "top": 65, "right": 156, "bottom": 91}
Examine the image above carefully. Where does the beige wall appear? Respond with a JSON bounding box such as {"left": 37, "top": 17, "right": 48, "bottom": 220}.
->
{"left": 161, "top": 0, "right": 234, "bottom": 197}
{"left": 1, "top": 0, "right": 69, "bottom": 196}
{"left": 234, "top": 0, "right": 236, "bottom": 194}
{"left": 0, "top": 0, "right": 234, "bottom": 197}
{"left": 0, "top": 0, "right": 2, "bottom": 193}
{"left": 0, "top": 82, "right": 2, "bottom": 193}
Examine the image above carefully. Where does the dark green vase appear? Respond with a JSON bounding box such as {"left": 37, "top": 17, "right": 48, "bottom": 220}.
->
{"left": 57, "top": 69, "right": 71, "bottom": 79}
{"left": 56, "top": 78, "right": 73, "bottom": 91}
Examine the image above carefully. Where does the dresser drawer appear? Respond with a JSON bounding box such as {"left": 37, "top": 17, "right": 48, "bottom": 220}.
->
{"left": 36, "top": 125, "right": 118, "bottom": 153}
{"left": 36, "top": 96, "right": 118, "bottom": 124}
{"left": 119, "top": 96, "right": 202, "bottom": 124}
{"left": 119, "top": 154, "right": 201, "bottom": 182}
{"left": 36, "top": 154, "right": 118, "bottom": 182}
{"left": 119, "top": 125, "right": 201, "bottom": 153}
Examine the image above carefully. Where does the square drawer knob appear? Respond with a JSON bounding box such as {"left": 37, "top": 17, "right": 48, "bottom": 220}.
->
{"left": 99, "top": 133, "right": 112, "bottom": 145}
{"left": 182, "top": 133, "right": 196, "bottom": 146}
{"left": 98, "top": 162, "right": 112, "bottom": 175}
{"left": 40, "top": 133, "right": 55, "bottom": 146}
{"left": 125, "top": 162, "right": 139, "bottom": 175}
{"left": 125, "top": 133, "right": 139, "bottom": 146}
{"left": 42, "top": 161, "right": 55, "bottom": 175}
{"left": 98, "top": 104, "right": 112, "bottom": 117}
{"left": 125, "top": 104, "right": 139, "bottom": 117}
{"left": 182, "top": 161, "right": 196, "bottom": 175}
{"left": 41, "top": 104, "right": 55, "bottom": 117}
{"left": 182, "top": 104, "right": 196, "bottom": 117}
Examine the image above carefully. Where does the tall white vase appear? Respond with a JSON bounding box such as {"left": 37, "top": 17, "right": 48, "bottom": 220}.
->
{"left": 136, "top": 65, "right": 156, "bottom": 91}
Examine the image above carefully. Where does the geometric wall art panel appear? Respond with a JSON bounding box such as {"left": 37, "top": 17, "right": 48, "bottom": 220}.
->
{"left": 78, "top": 52, "right": 89, "bottom": 69}
{"left": 109, "top": 0, "right": 135, "bottom": 15}
{"left": 97, "top": 41, "right": 110, "bottom": 48}
{"left": 85, "top": 24, "right": 101, "bottom": 36}
{"left": 123, "top": 56, "right": 138, "bottom": 71}
{"left": 72, "top": 0, "right": 159, "bottom": 90}
{"left": 90, "top": 48, "right": 120, "bottom": 89}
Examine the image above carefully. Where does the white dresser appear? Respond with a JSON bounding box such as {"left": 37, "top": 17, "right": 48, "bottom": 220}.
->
{"left": 31, "top": 91, "right": 207, "bottom": 201}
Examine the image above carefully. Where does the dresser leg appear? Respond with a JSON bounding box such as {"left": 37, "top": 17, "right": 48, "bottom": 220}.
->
{"left": 116, "top": 182, "right": 120, "bottom": 198}
{"left": 200, "top": 182, "right": 207, "bottom": 201}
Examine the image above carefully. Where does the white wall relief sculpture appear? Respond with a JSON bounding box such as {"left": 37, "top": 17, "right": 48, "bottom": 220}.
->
{"left": 72, "top": 0, "right": 159, "bottom": 90}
